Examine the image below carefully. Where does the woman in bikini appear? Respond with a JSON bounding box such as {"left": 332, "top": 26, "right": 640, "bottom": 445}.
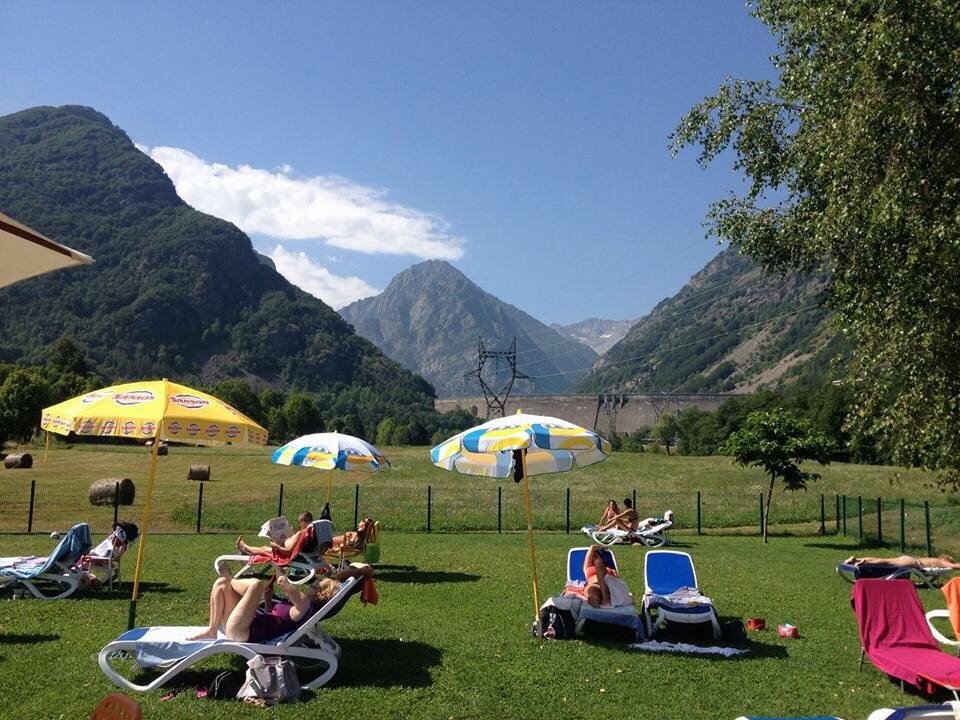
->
{"left": 330, "top": 517, "right": 375, "bottom": 552}
{"left": 598, "top": 500, "right": 620, "bottom": 529}
{"left": 583, "top": 544, "right": 614, "bottom": 607}
{"left": 844, "top": 553, "right": 960, "bottom": 570}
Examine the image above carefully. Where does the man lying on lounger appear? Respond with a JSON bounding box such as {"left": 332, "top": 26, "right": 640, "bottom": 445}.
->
{"left": 844, "top": 554, "right": 960, "bottom": 570}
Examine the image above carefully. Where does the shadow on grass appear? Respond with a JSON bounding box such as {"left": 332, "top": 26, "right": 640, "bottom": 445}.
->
{"left": 583, "top": 616, "right": 789, "bottom": 661}
{"left": 373, "top": 564, "right": 481, "bottom": 584}
{"left": 803, "top": 541, "right": 888, "bottom": 552}
{"left": 131, "top": 581, "right": 185, "bottom": 596}
{"left": 332, "top": 637, "right": 441, "bottom": 688}
{"left": 0, "top": 632, "right": 59, "bottom": 645}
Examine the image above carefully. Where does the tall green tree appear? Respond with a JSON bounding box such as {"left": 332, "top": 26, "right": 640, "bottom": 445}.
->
{"left": 672, "top": 1, "right": 960, "bottom": 480}
{"left": 720, "top": 408, "right": 831, "bottom": 542}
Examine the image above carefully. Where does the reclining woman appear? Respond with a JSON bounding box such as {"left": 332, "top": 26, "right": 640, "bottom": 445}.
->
{"left": 843, "top": 553, "right": 960, "bottom": 570}
{"left": 236, "top": 511, "right": 318, "bottom": 559}
{"left": 330, "top": 517, "right": 375, "bottom": 552}
{"left": 581, "top": 544, "right": 634, "bottom": 608}
{"left": 186, "top": 563, "right": 374, "bottom": 642}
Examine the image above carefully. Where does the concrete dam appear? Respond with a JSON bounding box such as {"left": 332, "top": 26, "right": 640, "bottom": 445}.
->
{"left": 434, "top": 393, "right": 745, "bottom": 436}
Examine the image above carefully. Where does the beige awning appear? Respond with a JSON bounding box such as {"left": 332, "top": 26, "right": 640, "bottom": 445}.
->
{"left": 0, "top": 211, "right": 94, "bottom": 288}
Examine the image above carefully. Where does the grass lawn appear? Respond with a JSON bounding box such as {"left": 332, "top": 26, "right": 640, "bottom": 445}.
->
{"left": 0, "top": 531, "right": 957, "bottom": 719}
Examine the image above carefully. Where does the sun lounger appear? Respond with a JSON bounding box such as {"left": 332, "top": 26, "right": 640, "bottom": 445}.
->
{"left": 837, "top": 560, "right": 953, "bottom": 589}
{"left": 852, "top": 578, "right": 960, "bottom": 700}
{"left": 539, "top": 547, "right": 645, "bottom": 640}
{"left": 0, "top": 522, "right": 92, "bottom": 599}
{"left": 99, "top": 574, "right": 363, "bottom": 692}
{"left": 643, "top": 549, "right": 721, "bottom": 639}
{"left": 925, "top": 576, "right": 960, "bottom": 655}
{"left": 867, "top": 702, "right": 960, "bottom": 719}
{"left": 582, "top": 512, "right": 673, "bottom": 547}
{"left": 214, "top": 520, "right": 334, "bottom": 585}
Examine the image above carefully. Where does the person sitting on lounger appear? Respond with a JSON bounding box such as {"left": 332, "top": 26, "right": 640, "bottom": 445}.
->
{"left": 637, "top": 509, "right": 675, "bottom": 531}
{"left": 331, "top": 517, "right": 375, "bottom": 552}
{"left": 598, "top": 500, "right": 620, "bottom": 528}
{"left": 186, "top": 563, "right": 374, "bottom": 642}
{"left": 599, "top": 498, "right": 639, "bottom": 532}
{"left": 236, "top": 511, "right": 319, "bottom": 559}
{"left": 843, "top": 554, "right": 960, "bottom": 570}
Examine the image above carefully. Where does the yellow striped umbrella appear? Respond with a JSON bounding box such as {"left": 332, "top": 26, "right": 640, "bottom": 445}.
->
{"left": 41, "top": 379, "right": 268, "bottom": 628}
{"left": 431, "top": 411, "right": 611, "bottom": 626}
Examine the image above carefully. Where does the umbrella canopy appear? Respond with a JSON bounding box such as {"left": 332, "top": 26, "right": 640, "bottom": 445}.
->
{"left": 273, "top": 432, "right": 390, "bottom": 472}
{"left": 40, "top": 379, "right": 268, "bottom": 629}
{"left": 431, "top": 412, "right": 609, "bottom": 478}
{"left": 0, "top": 211, "right": 94, "bottom": 288}
{"left": 272, "top": 432, "right": 390, "bottom": 506}
{"left": 430, "top": 412, "right": 611, "bottom": 628}
{"left": 41, "top": 379, "right": 268, "bottom": 445}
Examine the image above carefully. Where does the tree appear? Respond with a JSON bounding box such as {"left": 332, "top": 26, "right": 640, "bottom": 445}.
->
{"left": 720, "top": 408, "right": 831, "bottom": 542}
{"left": 653, "top": 414, "right": 680, "bottom": 456}
{"left": 672, "top": 1, "right": 960, "bottom": 481}
{"left": 0, "top": 368, "right": 51, "bottom": 443}
{"left": 210, "top": 379, "right": 263, "bottom": 424}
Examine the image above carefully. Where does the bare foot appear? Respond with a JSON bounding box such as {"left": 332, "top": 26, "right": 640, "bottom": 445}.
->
{"left": 186, "top": 629, "right": 217, "bottom": 641}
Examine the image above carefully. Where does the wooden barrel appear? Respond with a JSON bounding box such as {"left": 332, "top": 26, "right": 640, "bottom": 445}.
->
{"left": 3, "top": 453, "right": 33, "bottom": 469}
{"left": 187, "top": 464, "right": 210, "bottom": 481}
{"left": 89, "top": 478, "right": 136, "bottom": 506}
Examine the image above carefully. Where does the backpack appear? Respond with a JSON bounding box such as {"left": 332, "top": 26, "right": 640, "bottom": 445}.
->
{"left": 539, "top": 606, "right": 576, "bottom": 640}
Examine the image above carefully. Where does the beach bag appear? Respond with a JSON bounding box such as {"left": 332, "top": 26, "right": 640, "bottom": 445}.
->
{"left": 236, "top": 655, "right": 301, "bottom": 702}
{"left": 539, "top": 606, "right": 575, "bottom": 640}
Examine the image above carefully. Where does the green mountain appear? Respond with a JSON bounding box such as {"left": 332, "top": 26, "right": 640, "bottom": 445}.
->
{"left": 0, "top": 106, "right": 434, "bottom": 417}
{"left": 577, "top": 249, "right": 841, "bottom": 393}
{"left": 339, "top": 260, "right": 599, "bottom": 397}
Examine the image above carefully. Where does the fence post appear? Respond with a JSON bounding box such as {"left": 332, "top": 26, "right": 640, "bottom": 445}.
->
{"left": 876, "top": 497, "right": 883, "bottom": 544}
{"left": 841, "top": 495, "right": 847, "bottom": 535}
{"left": 759, "top": 493, "right": 764, "bottom": 537}
{"left": 27, "top": 480, "right": 36, "bottom": 533}
{"left": 196, "top": 482, "right": 204, "bottom": 534}
{"left": 497, "top": 486, "right": 502, "bottom": 534}
{"left": 697, "top": 491, "right": 702, "bottom": 535}
{"left": 427, "top": 485, "right": 432, "bottom": 534}
{"left": 858, "top": 496, "right": 863, "bottom": 543}
{"left": 899, "top": 498, "right": 905, "bottom": 553}
{"left": 277, "top": 483, "right": 284, "bottom": 518}
{"left": 566, "top": 488, "right": 570, "bottom": 534}
{"left": 835, "top": 495, "right": 841, "bottom": 533}
{"left": 819, "top": 493, "right": 825, "bottom": 534}
{"left": 113, "top": 481, "right": 120, "bottom": 527}
{"left": 632, "top": 488, "right": 636, "bottom": 511}
{"left": 924, "top": 501, "right": 932, "bottom": 556}
{"left": 354, "top": 484, "right": 360, "bottom": 529}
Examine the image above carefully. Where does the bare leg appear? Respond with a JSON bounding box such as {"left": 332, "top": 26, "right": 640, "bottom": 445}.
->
{"left": 596, "top": 565, "right": 611, "bottom": 605}
{"left": 187, "top": 577, "right": 242, "bottom": 640}
{"left": 223, "top": 579, "right": 268, "bottom": 641}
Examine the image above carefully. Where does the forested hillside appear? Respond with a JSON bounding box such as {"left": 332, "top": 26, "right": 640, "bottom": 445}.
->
{"left": 0, "top": 106, "right": 436, "bottom": 430}
{"left": 578, "top": 250, "right": 842, "bottom": 394}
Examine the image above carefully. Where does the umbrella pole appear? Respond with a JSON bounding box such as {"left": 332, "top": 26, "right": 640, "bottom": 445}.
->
{"left": 43, "top": 430, "right": 49, "bottom": 465}
{"left": 128, "top": 437, "right": 161, "bottom": 630}
{"left": 520, "top": 451, "right": 541, "bottom": 625}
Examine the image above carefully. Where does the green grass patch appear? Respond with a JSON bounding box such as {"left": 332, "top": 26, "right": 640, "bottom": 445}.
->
{"left": 0, "top": 532, "right": 955, "bottom": 718}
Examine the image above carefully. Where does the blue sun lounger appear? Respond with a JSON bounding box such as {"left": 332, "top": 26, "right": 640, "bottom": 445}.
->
{"left": 0, "top": 522, "right": 92, "bottom": 599}
{"left": 644, "top": 550, "right": 721, "bottom": 639}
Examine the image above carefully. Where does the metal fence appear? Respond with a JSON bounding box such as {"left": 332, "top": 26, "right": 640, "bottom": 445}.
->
{"left": 0, "top": 476, "right": 942, "bottom": 553}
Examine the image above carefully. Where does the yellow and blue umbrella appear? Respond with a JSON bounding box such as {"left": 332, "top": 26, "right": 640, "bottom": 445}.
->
{"left": 272, "top": 432, "right": 390, "bottom": 505}
{"left": 41, "top": 379, "right": 268, "bottom": 628}
{"left": 431, "top": 412, "right": 610, "bottom": 624}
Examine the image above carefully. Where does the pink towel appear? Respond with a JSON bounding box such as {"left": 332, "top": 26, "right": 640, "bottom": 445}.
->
{"left": 852, "top": 579, "right": 960, "bottom": 692}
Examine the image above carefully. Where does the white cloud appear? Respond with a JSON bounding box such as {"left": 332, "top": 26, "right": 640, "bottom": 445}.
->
{"left": 268, "top": 244, "right": 380, "bottom": 309}
{"left": 139, "top": 145, "right": 465, "bottom": 261}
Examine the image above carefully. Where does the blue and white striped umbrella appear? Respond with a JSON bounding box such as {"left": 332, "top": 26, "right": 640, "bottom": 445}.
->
{"left": 272, "top": 432, "right": 390, "bottom": 472}
{"left": 430, "top": 412, "right": 610, "bottom": 479}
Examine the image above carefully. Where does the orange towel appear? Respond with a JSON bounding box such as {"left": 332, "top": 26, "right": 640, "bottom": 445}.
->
{"left": 941, "top": 576, "right": 960, "bottom": 640}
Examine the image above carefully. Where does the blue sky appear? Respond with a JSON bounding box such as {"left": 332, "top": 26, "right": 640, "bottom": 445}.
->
{"left": 1, "top": 2, "right": 777, "bottom": 324}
